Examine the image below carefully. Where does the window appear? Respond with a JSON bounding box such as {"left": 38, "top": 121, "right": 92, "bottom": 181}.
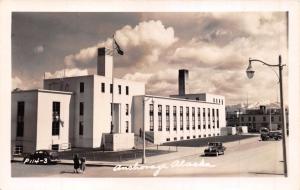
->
{"left": 118, "top": 85, "right": 121, "bottom": 94}
{"left": 14, "top": 145, "right": 23, "bottom": 154}
{"left": 197, "top": 108, "right": 201, "bottom": 130}
{"left": 158, "top": 105, "right": 162, "bottom": 131}
{"left": 263, "top": 116, "right": 266, "bottom": 122}
{"left": 166, "top": 138, "right": 170, "bottom": 142}
{"left": 79, "top": 121, "right": 84, "bottom": 135}
{"left": 186, "top": 107, "right": 190, "bottom": 130}
{"left": 271, "top": 116, "right": 274, "bottom": 122}
{"left": 110, "top": 84, "right": 113, "bottom": 93}
{"left": 52, "top": 102, "right": 60, "bottom": 136}
{"left": 180, "top": 136, "right": 184, "bottom": 140}
{"left": 203, "top": 108, "right": 206, "bottom": 129}
{"left": 198, "top": 135, "right": 201, "bottom": 138}
{"left": 126, "top": 86, "right": 129, "bottom": 95}
{"left": 126, "top": 121, "right": 129, "bottom": 133}
{"left": 253, "top": 116, "right": 256, "bottom": 122}
{"left": 166, "top": 105, "right": 170, "bottom": 131}
{"left": 193, "top": 135, "right": 196, "bottom": 139}
{"left": 180, "top": 106, "right": 183, "bottom": 130}
{"left": 173, "top": 106, "right": 177, "bottom": 130}
{"left": 187, "top": 136, "right": 190, "bottom": 139}
{"left": 80, "top": 102, "right": 84, "bottom": 116}
{"left": 16, "top": 101, "right": 25, "bottom": 137}
{"left": 174, "top": 137, "right": 177, "bottom": 141}
{"left": 80, "top": 82, "right": 84, "bottom": 93}
{"left": 192, "top": 107, "right": 195, "bottom": 130}
{"left": 150, "top": 104, "right": 154, "bottom": 131}
{"left": 101, "top": 83, "right": 105, "bottom": 93}
{"left": 204, "top": 134, "right": 206, "bottom": 137}
{"left": 52, "top": 144, "right": 59, "bottom": 151}
{"left": 248, "top": 117, "right": 251, "bottom": 122}
{"left": 126, "top": 104, "right": 129, "bottom": 115}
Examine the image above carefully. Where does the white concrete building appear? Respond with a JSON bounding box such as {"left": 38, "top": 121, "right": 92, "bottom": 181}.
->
{"left": 11, "top": 47, "right": 226, "bottom": 153}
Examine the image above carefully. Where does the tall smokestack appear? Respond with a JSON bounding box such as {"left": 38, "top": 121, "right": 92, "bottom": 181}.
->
{"left": 97, "top": 47, "right": 113, "bottom": 78}
{"left": 178, "top": 69, "right": 189, "bottom": 96}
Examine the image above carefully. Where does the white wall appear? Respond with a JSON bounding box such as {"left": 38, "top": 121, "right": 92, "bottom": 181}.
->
{"left": 11, "top": 91, "right": 38, "bottom": 153}
{"left": 36, "top": 91, "right": 72, "bottom": 150}
{"left": 138, "top": 95, "right": 226, "bottom": 144}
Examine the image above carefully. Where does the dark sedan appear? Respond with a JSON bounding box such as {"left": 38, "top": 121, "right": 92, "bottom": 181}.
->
{"left": 23, "top": 150, "right": 60, "bottom": 165}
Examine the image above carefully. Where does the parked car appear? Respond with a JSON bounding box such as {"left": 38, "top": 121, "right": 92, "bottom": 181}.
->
{"left": 204, "top": 142, "right": 226, "bottom": 156}
{"left": 261, "top": 131, "right": 282, "bottom": 141}
{"left": 23, "top": 150, "right": 60, "bottom": 165}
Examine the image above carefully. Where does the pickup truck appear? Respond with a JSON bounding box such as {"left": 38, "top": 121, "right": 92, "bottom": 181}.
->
{"left": 204, "top": 142, "right": 226, "bottom": 156}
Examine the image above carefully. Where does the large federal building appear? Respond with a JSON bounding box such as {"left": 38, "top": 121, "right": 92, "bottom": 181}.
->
{"left": 11, "top": 47, "right": 226, "bottom": 154}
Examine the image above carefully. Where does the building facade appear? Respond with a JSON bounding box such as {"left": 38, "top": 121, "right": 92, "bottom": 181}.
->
{"left": 11, "top": 47, "right": 226, "bottom": 153}
{"left": 226, "top": 105, "right": 289, "bottom": 132}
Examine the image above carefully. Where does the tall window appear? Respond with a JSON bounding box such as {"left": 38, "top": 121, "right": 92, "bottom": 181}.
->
{"left": 80, "top": 102, "right": 84, "bottom": 116}
{"left": 203, "top": 108, "right": 206, "bottom": 129}
{"left": 212, "top": 109, "right": 215, "bottom": 129}
{"left": 197, "top": 108, "right": 201, "bottom": 130}
{"left": 126, "top": 86, "right": 129, "bottom": 95}
{"left": 180, "top": 106, "right": 183, "bottom": 130}
{"left": 173, "top": 106, "right": 177, "bottom": 131}
{"left": 208, "top": 108, "right": 211, "bottom": 129}
{"left": 216, "top": 109, "right": 219, "bottom": 128}
{"left": 110, "top": 84, "right": 113, "bottom": 93}
{"left": 16, "top": 101, "right": 25, "bottom": 137}
{"left": 79, "top": 121, "right": 84, "bottom": 135}
{"left": 158, "top": 105, "right": 162, "bottom": 131}
{"left": 126, "top": 121, "right": 129, "bottom": 133}
{"left": 192, "top": 107, "right": 195, "bottom": 130}
{"left": 118, "top": 85, "right": 121, "bottom": 94}
{"left": 166, "top": 105, "right": 170, "bottom": 131}
{"left": 80, "top": 82, "right": 84, "bottom": 93}
{"left": 186, "top": 107, "right": 189, "bottom": 130}
{"left": 101, "top": 83, "right": 105, "bottom": 93}
{"left": 52, "top": 102, "right": 60, "bottom": 136}
{"left": 126, "top": 104, "right": 129, "bottom": 115}
{"left": 150, "top": 104, "right": 154, "bottom": 131}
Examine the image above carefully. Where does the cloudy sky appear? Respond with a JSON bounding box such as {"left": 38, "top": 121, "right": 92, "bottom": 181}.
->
{"left": 12, "top": 12, "right": 288, "bottom": 105}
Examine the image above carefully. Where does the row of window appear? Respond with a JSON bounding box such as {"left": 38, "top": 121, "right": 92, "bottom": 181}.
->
{"left": 80, "top": 82, "right": 129, "bottom": 95}
{"left": 150, "top": 104, "right": 220, "bottom": 132}
{"left": 240, "top": 115, "right": 281, "bottom": 122}
{"left": 212, "top": 98, "right": 223, "bottom": 105}
{"left": 166, "top": 133, "right": 220, "bottom": 141}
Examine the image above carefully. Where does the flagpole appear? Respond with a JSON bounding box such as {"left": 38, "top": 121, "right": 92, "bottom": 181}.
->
{"left": 111, "top": 35, "right": 115, "bottom": 134}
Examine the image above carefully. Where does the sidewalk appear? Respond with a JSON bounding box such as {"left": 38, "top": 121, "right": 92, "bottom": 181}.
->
{"left": 12, "top": 135, "right": 259, "bottom": 167}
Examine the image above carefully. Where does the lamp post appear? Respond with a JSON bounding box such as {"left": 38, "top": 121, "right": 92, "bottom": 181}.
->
{"left": 246, "top": 55, "right": 287, "bottom": 177}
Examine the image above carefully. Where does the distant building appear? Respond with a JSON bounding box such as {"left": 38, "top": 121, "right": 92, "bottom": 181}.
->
{"left": 226, "top": 105, "right": 289, "bottom": 132}
{"left": 11, "top": 47, "right": 226, "bottom": 154}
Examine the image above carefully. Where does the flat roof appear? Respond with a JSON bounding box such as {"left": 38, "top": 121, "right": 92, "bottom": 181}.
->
{"left": 141, "top": 95, "right": 222, "bottom": 105}
{"left": 12, "top": 89, "right": 73, "bottom": 95}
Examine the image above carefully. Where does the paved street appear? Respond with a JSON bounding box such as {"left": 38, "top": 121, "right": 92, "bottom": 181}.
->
{"left": 11, "top": 136, "right": 284, "bottom": 177}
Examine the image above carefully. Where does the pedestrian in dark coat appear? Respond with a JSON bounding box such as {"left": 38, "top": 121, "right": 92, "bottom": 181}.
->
{"left": 73, "top": 154, "right": 80, "bottom": 173}
{"left": 80, "top": 157, "right": 86, "bottom": 173}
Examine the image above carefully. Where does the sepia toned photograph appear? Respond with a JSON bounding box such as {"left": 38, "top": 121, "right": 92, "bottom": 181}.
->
{"left": 9, "top": 11, "right": 290, "bottom": 178}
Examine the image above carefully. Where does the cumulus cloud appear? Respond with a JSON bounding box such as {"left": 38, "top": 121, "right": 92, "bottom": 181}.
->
{"left": 64, "top": 20, "right": 178, "bottom": 69}
{"left": 12, "top": 76, "right": 23, "bottom": 89}
{"left": 33, "top": 45, "right": 44, "bottom": 54}
{"left": 45, "top": 68, "right": 88, "bottom": 79}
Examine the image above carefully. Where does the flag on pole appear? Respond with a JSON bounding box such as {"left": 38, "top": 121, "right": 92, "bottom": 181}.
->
{"left": 113, "top": 36, "right": 124, "bottom": 55}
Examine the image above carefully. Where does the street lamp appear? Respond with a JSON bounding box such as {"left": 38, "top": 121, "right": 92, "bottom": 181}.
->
{"left": 246, "top": 55, "right": 288, "bottom": 177}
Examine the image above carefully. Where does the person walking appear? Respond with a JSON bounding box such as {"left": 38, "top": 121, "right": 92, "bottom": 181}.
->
{"left": 80, "top": 157, "right": 86, "bottom": 173}
{"left": 73, "top": 154, "right": 80, "bottom": 173}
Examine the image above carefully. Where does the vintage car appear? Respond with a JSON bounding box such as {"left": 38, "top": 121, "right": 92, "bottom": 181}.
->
{"left": 261, "top": 131, "right": 282, "bottom": 141}
{"left": 204, "top": 142, "right": 226, "bottom": 156}
{"left": 23, "top": 150, "right": 60, "bottom": 165}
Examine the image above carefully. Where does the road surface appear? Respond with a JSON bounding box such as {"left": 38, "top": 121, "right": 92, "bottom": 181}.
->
{"left": 11, "top": 136, "right": 284, "bottom": 177}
